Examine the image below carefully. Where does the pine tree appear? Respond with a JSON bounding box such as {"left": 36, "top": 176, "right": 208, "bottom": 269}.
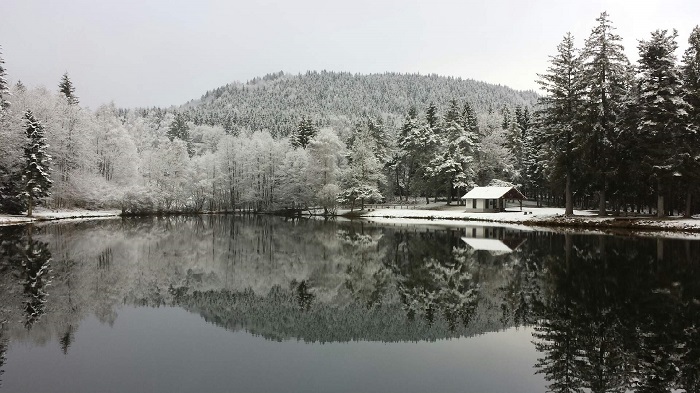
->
{"left": 167, "top": 113, "right": 194, "bottom": 156}
{"left": 536, "top": 32, "right": 585, "bottom": 216}
{"left": 636, "top": 30, "right": 690, "bottom": 217}
{"left": 425, "top": 102, "right": 439, "bottom": 129}
{"left": 681, "top": 26, "right": 700, "bottom": 216}
{"left": 58, "top": 72, "right": 79, "bottom": 105}
{"left": 20, "top": 110, "right": 53, "bottom": 217}
{"left": 397, "top": 109, "right": 421, "bottom": 200}
{"left": 580, "top": 12, "right": 631, "bottom": 215}
{"left": 0, "top": 45, "right": 24, "bottom": 214}
{"left": 461, "top": 102, "right": 479, "bottom": 135}
{"left": 429, "top": 101, "right": 477, "bottom": 204}
{"left": 683, "top": 26, "right": 700, "bottom": 127}
{"left": 0, "top": 169, "right": 26, "bottom": 214}
{"left": 291, "top": 116, "right": 317, "bottom": 149}
{"left": 0, "top": 45, "right": 9, "bottom": 112}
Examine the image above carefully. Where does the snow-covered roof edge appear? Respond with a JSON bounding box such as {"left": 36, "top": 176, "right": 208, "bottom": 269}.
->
{"left": 460, "top": 186, "right": 525, "bottom": 200}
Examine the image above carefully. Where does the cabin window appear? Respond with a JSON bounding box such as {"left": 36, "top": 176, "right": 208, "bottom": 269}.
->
{"left": 472, "top": 199, "right": 477, "bottom": 209}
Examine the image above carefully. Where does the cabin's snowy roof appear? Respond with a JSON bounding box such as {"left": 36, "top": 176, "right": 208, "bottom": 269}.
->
{"left": 460, "top": 237, "right": 515, "bottom": 254}
{"left": 460, "top": 186, "right": 525, "bottom": 200}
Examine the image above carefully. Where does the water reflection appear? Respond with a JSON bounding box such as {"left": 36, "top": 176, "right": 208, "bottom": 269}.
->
{"left": 533, "top": 233, "right": 700, "bottom": 392}
{"left": 0, "top": 216, "right": 698, "bottom": 392}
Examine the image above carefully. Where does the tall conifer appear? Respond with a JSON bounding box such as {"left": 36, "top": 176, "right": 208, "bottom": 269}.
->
{"left": 21, "top": 110, "right": 53, "bottom": 217}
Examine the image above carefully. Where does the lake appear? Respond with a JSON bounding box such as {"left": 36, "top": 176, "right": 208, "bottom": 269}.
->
{"left": 0, "top": 216, "right": 698, "bottom": 392}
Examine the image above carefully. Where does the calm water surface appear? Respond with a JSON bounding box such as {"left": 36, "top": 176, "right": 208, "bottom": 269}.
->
{"left": 0, "top": 216, "right": 698, "bottom": 392}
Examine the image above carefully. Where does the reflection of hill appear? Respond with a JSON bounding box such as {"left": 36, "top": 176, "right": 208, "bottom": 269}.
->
{"left": 2, "top": 218, "right": 700, "bottom": 390}
{"left": 172, "top": 287, "right": 508, "bottom": 343}
{"left": 1, "top": 217, "right": 528, "bottom": 346}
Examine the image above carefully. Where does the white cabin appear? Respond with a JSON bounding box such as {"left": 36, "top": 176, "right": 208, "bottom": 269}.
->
{"left": 461, "top": 186, "right": 526, "bottom": 213}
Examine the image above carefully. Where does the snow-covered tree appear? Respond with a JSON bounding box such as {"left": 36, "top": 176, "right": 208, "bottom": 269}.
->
{"left": 20, "top": 110, "right": 53, "bottom": 216}
{"left": 0, "top": 45, "right": 9, "bottom": 113}
{"left": 307, "top": 127, "right": 344, "bottom": 208}
{"left": 683, "top": 26, "right": 700, "bottom": 128}
{"left": 58, "top": 72, "right": 79, "bottom": 106}
{"left": 341, "top": 130, "right": 385, "bottom": 210}
{"left": 278, "top": 148, "right": 313, "bottom": 209}
{"left": 536, "top": 32, "right": 585, "bottom": 215}
{"left": 635, "top": 29, "right": 690, "bottom": 217}
{"left": 580, "top": 12, "right": 631, "bottom": 215}
{"left": 291, "top": 116, "right": 317, "bottom": 149}
{"left": 0, "top": 46, "right": 25, "bottom": 213}
{"left": 681, "top": 26, "right": 700, "bottom": 216}
{"left": 167, "top": 113, "right": 194, "bottom": 157}
{"left": 427, "top": 100, "right": 478, "bottom": 203}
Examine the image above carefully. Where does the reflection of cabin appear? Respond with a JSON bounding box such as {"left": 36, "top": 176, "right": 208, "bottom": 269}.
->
{"left": 461, "top": 225, "right": 527, "bottom": 255}
{"left": 461, "top": 186, "right": 526, "bottom": 213}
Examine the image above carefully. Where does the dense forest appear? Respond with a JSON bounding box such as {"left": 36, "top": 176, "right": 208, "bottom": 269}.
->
{"left": 1, "top": 12, "right": 699, "bottom": 216}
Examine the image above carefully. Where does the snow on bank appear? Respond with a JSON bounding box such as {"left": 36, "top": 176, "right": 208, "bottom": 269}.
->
{"left": 0, "top": 209, "right": 120, "bottom": 226}
{"left": 351, "top": 205, "right": 700, "bottom": 235}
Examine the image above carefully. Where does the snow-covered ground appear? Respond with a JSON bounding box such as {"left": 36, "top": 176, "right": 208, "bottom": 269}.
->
{"left": 0, "top": 208, "right": 120, "bottom": 226}
{"left": 346, "top": 204, "right": 700, "bottom": 235}
{"left": 3, "top": 205, "right": 700, "bottom": 237}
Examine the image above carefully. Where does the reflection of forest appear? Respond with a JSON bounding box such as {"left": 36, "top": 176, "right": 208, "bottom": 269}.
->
{"left": 0, "top": 217, "right": 699, "bottom": 391}
{"left": 533, "top": 234, "right": 700, "bottom": 392}
{"left": 0, "top": 217, "right": 521, "bottom": 344}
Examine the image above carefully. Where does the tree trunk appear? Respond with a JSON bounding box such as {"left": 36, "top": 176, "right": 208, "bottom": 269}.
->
{"left": 446, "top": 181, "right": 452, "bottom": 205}
{"left": 685, "top": 190, "right": 692, "bottom": 218}
{"left": 598, "top": 188, "right": 606, "bottom": 216}
{"left": 657, "top": 194, "right": 665, "bottom": 218}
{"left": 565, "top": 171, "right": 573, "bottom": 216}
{"left": 27, "top": 198, "right": 33, "bottom": 217}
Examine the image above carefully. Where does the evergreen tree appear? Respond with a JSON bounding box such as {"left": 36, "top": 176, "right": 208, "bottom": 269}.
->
{"left": 425, "top": 102, "right": 439, "bottom": 129}
{"left": 167, "top": 113, "right": 194, "bottom": 156}
{"left": 580, "top": 12, "right": 631, "bottom": 215}
{"left": 515, "top": 106, "right": 531, "bottom": 134}
{"left": 683, "top": 26, "right": 700, "bottom": 127}
{"left": 428, "top": 102, "right": 477, "bottom": 204}
{"left": 397, "top": 109, "right": 421, "bottom": 200}
{"left": 20, "top": 110, "right": 53, "bottom": 217}
{"left": 501, "top": 106, "right": 512, "bottom": 130}
{"left": 0, "top": 45, "right": 9, "bottom": 113}
{"left": 0, "top": 169, "right": 26, "bottom": 214}
{"left": 681, "top": 26, "right": 700, "bottom": 216}
{"left": 58, "top": 72, "right": 79, "bottom": 105}
{"left": 536, "top": 32, "right": 585, "bottom": 216}
{"left": 0, "top": 45, "right": 24, "bottom": 214}
{"left": 291, "top": 116, "right": 317, "bottom": 149}
{"left": 461, "top": 102, "right": 479, "bottom": 135}
{"left": 635, "top": 30, "right": 690, "bottom": 217}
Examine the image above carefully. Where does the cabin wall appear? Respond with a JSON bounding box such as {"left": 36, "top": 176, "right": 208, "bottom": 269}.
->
{"left": 463, "top": 198, "right": 501, "bottom": 213}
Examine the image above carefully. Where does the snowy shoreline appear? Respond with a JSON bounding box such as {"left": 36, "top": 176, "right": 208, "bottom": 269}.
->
{"left": 350, "top": 205, "right": 700, "bottom": 236}
{"left": 2, "top": 206, "right": 700, "bottom": 237}
{"left": 0, "top": 209, "right": 121, "bottom": 226}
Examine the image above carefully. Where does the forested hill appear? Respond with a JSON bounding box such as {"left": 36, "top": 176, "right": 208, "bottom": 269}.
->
{"left": 183, "top": 71, "right": 539, "bottom": 136}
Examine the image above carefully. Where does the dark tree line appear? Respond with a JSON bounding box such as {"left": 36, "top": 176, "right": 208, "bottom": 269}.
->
{"left": 535, "top": 13, "right": 700, "bottom": 216}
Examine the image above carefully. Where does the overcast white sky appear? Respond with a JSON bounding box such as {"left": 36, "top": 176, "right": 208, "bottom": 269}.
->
{"left": 1, "top": 0, "right": 698, "bottom": 108}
